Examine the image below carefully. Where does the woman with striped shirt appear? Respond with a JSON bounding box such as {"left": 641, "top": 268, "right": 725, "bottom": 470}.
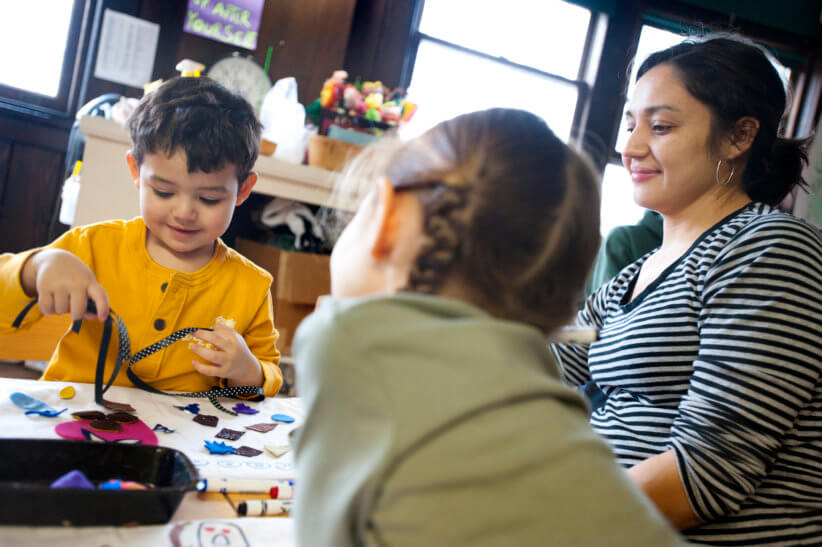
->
{"left": 554, "top": 36, "right": 821, "bottom": 545}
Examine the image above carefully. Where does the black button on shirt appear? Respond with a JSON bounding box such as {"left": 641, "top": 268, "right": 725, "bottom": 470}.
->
{"left": 160, "top": 282, "right": 168, "bottom": 292}
{"left": 154, "top": 319, "right": 165, "bottom": 331}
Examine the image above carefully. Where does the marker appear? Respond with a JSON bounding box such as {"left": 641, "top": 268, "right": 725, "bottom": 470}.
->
{"left": 269, "top": 484, "right": 294, "bottom": 499}
{"left": 196, "top": 478, "right": 294, "bottom": 493}
{"left": 238, "top": 499, "right": 292, "bottom": 516}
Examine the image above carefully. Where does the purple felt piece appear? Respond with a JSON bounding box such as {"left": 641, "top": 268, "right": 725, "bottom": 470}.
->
{"left": 216, "top": 428, "right": 244, "bottom": 441}
{"left": 235, "top": 446, "right": 263, "bottom": 457}
{"left": 245, "top": 423, "right": 278, "bottom": 433}
{"left": 193, "top": 414, "right": 219, "bottom": 427}
{"left": 176, "top": 403, "right": 201, "bottom": 415}
{"left": 232, "top": 403, "right": 259, "bottom": 415}
{"left": 51, "top": 469, "right": 95, "bottom": 490}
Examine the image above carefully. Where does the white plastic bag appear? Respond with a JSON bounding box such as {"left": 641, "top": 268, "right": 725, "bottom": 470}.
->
{"left": 259, "top": 77, "right": 308, "bottom": 164}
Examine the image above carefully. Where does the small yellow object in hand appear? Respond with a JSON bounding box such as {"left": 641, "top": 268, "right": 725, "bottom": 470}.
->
{"left": 59, "top": 386, "right": 76, "bottom": 399}
{"left": 185, "top": 316, "right": 237, "bottom": 350}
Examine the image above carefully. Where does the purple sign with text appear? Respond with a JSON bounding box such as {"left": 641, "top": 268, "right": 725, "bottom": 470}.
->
{"left": 184, "top": 0, "right": 264, "bottom": 50}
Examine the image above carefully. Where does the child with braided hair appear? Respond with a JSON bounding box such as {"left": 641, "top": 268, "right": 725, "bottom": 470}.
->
{"left": 291, "top": 109, "right": 685, "bottom": 546}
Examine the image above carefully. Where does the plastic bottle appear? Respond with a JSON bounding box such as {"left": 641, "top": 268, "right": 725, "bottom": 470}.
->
{"left": 59, "top": 160, "right": 82, "bottom": 226}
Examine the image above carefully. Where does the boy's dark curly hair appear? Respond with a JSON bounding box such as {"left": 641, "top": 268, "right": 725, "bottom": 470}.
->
{"left": 127, "top": 76, "right": 262, "bottom": 182}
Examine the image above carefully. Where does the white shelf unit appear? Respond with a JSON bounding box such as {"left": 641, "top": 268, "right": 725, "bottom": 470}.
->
{"left": 72, "top": 116, "right": 341, "bottom": 227}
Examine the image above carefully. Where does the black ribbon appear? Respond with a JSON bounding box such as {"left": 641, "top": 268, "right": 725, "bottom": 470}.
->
{"left": 13, "top": 299, "right": 263, "bottom": 415}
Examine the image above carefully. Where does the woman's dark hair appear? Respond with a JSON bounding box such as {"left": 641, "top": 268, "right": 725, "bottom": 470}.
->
{"left": 637, "top": 35, "right": 808, "bottom": 205}
{"left": 127, "top": 76, "right": 262, "bottom": 182}
{"left": 331, "top": 109, "right": 601, "bottom": 333}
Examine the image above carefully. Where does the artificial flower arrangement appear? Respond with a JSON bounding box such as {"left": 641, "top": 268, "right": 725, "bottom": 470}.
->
{"left": 306, "top": 70, "right": 418, "bottom": 134}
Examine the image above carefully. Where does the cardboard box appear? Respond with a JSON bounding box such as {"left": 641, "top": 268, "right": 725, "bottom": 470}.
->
{"left": 234, "top": 238, "right": 330, "bottom": 357}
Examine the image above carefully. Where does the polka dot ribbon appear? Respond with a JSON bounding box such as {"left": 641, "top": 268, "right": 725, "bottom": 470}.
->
{"left": 13, "top": 299, "right": 263, "bottom": 415}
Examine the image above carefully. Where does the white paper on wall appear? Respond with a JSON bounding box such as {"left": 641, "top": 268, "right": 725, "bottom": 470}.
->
{"left": 94, "top": 9, "right": 159, "bottom": 89}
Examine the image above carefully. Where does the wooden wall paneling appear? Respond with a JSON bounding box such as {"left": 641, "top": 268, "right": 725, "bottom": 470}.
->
{"left": 0, "top": 139, "right": 10, "bottom": 207}
{"left": 282, "top": 0, "right": 358, "bottom": 104}
{"left": 247, "top": 0, "right": 357, "bottom": 105}
{"left": 140, "top": 0, "right": 188, "bottom": 82}
{"left": 344, "top": 0, "right": 419, "bottom": 88}
{"left": 145, "top": 0, "right": 358, "bottom": 106}
{"left": 0, "top": 144, "right": 65, "bottom": 253}
{"left": 0, "top": 112, "right": 72, "bottom": 152}
{"left": 0, "top": 109, "right": 72, "bottom": 252}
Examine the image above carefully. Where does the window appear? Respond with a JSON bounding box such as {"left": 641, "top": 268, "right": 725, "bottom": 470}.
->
{"left": 601, "top": 24, "right": 685, "bottom": 235}
{"left": 401, "top": 0, "right": 595, "bottom": 141}
{"left": 0, "top": 0, "right": 85, "bottom": 116}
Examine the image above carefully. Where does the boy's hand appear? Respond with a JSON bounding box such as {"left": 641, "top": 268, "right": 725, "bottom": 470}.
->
{"left": 189, "top": 324, "right": 263, "bottom": 387}
{"left": 21, "top": 249, "right": 110, "bottom": 321}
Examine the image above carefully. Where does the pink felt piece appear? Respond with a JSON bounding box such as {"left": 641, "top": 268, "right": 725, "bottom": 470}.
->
{"left": 55, "top": 416, "right": 158, "bottom": 446}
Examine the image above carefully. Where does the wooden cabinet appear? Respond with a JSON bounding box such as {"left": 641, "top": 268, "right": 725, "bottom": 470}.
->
{"left": 0, "top": 112, "right": 70, "bottom": 253}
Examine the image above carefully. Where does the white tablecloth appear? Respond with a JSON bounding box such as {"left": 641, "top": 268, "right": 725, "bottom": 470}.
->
{"left": 1, "top": 517, "right": 296, "bottom": 546}
{"left": 0, "top": 378, "right": 303, "bottom": 482}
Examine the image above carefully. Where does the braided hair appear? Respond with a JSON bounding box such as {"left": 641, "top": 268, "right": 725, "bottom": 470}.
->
{"left": 328, "top": 108, "right": 601, "bottom": 334}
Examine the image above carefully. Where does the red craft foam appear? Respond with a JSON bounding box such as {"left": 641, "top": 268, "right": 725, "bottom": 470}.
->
{"left": 55, "top": 416, "right": 158, "bottom": 446}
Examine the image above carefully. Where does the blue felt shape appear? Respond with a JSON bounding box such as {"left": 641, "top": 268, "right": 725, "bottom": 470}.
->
{"left": 204, "top": 440, "right": 236, "bottom": 455}
{"left": 99, "top": 479, "right": 123, "bottom": 490}
{"left": 153, "top": 423, "right": 175, "bottom": 433}
{"left": 232, "top": 403, "right": 259, "bottom": 415}
{"left": 10, "top": 392, "right": 67, "bottom": 417}
{"left": 175, "top": 403, "right": 201, "bottom": 415}
{"left": 271, "top": 413, "right": 295, "bottom": 424}
{"left": 51, "top": 469, "right": 95, "bottom": 490}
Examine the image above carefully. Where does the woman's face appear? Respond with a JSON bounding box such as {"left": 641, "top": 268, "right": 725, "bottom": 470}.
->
{"left": 621, "top": 64, "right": 721, "bottom": 215}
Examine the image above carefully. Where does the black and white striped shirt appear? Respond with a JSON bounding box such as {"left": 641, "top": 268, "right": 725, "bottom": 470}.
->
{"left": 554, "top": 203, "right": 822, "bottom": 546}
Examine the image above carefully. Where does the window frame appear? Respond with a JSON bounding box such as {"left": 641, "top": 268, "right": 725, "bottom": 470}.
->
{"left": 605, "top": 7, "right": 816, "bottom": 166}
{"left": 0, "top": 0, "right": 87, "bottom": 119}
{"left": 400, "top": 0, "right": 601, "bottom": 146}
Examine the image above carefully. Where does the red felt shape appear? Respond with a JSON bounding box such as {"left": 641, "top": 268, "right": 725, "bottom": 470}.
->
{"left": 55, "top": 415, "right": 158, "bottom": 446}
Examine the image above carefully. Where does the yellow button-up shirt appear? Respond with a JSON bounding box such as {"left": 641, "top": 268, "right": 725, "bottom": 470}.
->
{"left": 0, "top": 218, "right": 281, "bottom": 396}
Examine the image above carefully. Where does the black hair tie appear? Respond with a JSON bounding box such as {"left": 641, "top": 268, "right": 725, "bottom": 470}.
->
{"left": 12, "top": 299, "right": 263, "bottom": 415}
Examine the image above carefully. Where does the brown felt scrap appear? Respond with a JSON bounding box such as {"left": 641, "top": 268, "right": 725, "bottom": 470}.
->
{"left": 88, "top": 419, "right": 123, "bottom": 432}
{"left": 106, "top": 411, "right": 138, "bottom": 424}
{"left": 71, "top": 410, "right": 106, "bottom": 421}
{"left": 245, "top": 423, "right": 278, "bottom": 433}
{"left": 235, "top": 446, "right": 263, "bottom": 457}
{"left": 193, "top": 414, "right": 219, "bottom": 427}
{"left": 216, "top": 428, "right": 244, "bottom": 441}
{"left": 102, "top": 399, "right": 136, "bottom": 412}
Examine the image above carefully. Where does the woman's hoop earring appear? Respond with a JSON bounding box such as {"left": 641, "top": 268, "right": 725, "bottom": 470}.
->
{"left": 716, "top": 160, "right": 735, "bottom": 186}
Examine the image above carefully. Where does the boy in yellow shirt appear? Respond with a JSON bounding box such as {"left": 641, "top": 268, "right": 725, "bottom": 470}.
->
{"left": 0, "top": 77, "right": 282, "bottom": 396}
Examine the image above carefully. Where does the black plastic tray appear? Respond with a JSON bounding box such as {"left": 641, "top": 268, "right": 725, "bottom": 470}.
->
{"left": 0, "top": 438, "right": 199, "bottom": 526}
